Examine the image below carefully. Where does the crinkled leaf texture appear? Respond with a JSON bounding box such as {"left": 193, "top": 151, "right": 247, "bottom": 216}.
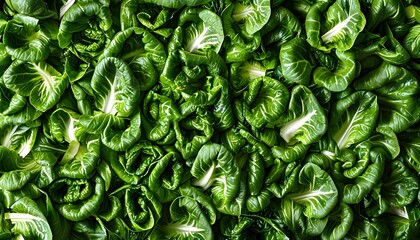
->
{"left": 285, "top": 163, "right": 338, "bottom": 219}
{"left": 306, "top": 0, "right": 366, "bottom": 51}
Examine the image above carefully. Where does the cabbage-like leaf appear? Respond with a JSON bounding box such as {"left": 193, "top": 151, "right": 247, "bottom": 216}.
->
{"left": 230, "top": 0, "right": 271, "bottom": 36}
{"left": 179, "top": 185, "right": 217, "bottom": 225}
{"left": 328, "top": 91, "right": 379, "bottom": 150}
{"left": 221, "top": 2, "right": 263, "bottom": 63}
{"left": 69, "top": 219, "right": 107, "bottom": 240}
{"left": 399, "top": 130, "right": 420, "bottom": 172}
{"left": 0, "top": 147, "right": 41, "bottom": 191}
{"left": 191, "top": 143, "right": 241, "bottom": 215}
{"left": 142, "top": 91, "right": 181, "bottom": 142}
{"left": 220, "top": 215, "right": 254, "bottom": 239}
{"left": 365, "top": 0, "right": 406, "bottom": 31}
{"left": 4, "top": 197, "right": 52, "bottom": 240}
{"left": 353, "top": 62, "right": 420, "bottom": 133}
{"left": 80, "top": 111, "right": 141, "bottom": 152}
{"left": 221, "top": 208, "right": 289, "bottom": 239}
{"left": 179, "top": 75, "right": 234, "bottom": 131}
{"left": 120, "top": 0, "right": 176, "bottom": 33}
{"left": 91, "top": 57, "right": 140, "bottom": 117}
{"left": 123, "top": 185, "right": 162, "bottom": 232}
{"left": 55, "top": 136, "right": 100, "bottom": 179}
{"left": 367, "top": 126, "right": 400, "bottom": 160}
{"left": 279, "top": 198, "right": 328, "bottom": 238}
{"left": 0, "top": 123, "right": 38, "bottom": 158}
{"left": 0, "top": 86, "right": 42, "bottom": 125}
{"left": 242, "top": 152, "right": 272, "bottom": 212}
{"left": 48, "top": 175, "right": 105, "bottom": 221}
{"left": 221, "top": 128, "right": 247, "bottom": 154}
{"left": 321, "top": 203, "right": 353, "bottom": 240}
{"left": 49, "top": 108, "right": 81, "bottom": 144}
{"left": 314, "top": 50, "right": 356, "bottom": 92}
{"left": 99, "top": 27, "right": 166, "bottom": 89}
{"left": 229, "top": 60, "right": 267, "bottom": 92}
{"left": 341, "top": 144, "right": 386, "bottom": 204}
{"left": 101, "top": 146, "right": 141, "bottom": 185}
{"left": 405, "top": 5, "right": 420, "bottom": 24}
{"left": 0, "top": 43, "right": 12, "bottom": 77}
{"left": 280, "top": 38, "right": 313, "bottom": 85}
{"left": 238, "top": 76, "right": 290, "bottom": 129}
{"left": 108, "top": 141, "right": 163, "bottom": 185}
{"left": 149, "top": 195, "right": 214, "bottom": 239}
{"left": 216, "top": 174, "right": 247, "bottom": 216}
{"left": 179, "top": 8, "right": 224, "bottom": 54}
{"left": 403, "top": 25, "right": 420, "bottom": 59}
{"left": 344, "top": 218, "right": 390, "bottom": 239}
{"left": 102, "top": 111, "right": 142, "bottom": 152}
{"left": 174, "top": 108, "right": 214, "bottom": 159}
{"left": 268, "top": 161, "right": 300, "bottom": 198}
{"left": 58, "top": 0, "right": 114, "bottom": 62}
{"left": 0, "top": 201, "right": 12, "bottom": 239}
{"left": 251, "top": 209, "right": 290, "bottom": 239}
{"left": 238, "top": 129, "right": 274, "bottom": 167}
{"left": 63, "top": 52, "right": 91, "bottom": 84}
{"left": 306, "top": 0, "right": 366, "bottom": 51}
{"left": 358, "top": 26, "right": 411, "bottom": 66}
{"left": 285, "top": 163, "right": 338, "bottom": 218}
{"left": 377, "top": 207, "right": 420, "bottom": 240}
{"left": 4, "top": 0, "right": 56, "bottom": 19}
{"left": 261, "top": 6, "right": 302, "bottom": 46}
{"left": 382, "top": 160, "right": 419, "bottom": 207}
{"left": 149, "top": 151, "right": 184, "bottom": 203}
{"left": 142, "top": 0, "right": 212, "bottom": 9}
{"left": 3, "top": 14, "right": 49, "bottom": 62}
{"left": 3, "top": 61, "right": 69, "bottom": 112}
{"left": 270, "top": 85, "right": 327, "bottom": 145}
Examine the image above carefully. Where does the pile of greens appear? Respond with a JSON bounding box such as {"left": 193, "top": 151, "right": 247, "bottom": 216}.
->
{"left": 1, "top": 0, "right": 420, "bottom": 239}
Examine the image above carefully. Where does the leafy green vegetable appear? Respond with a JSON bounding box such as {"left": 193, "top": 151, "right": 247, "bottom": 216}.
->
{"left": 3, "top": 61, "right": 69, "bottom": 112}
{"left": 306, "top": 0, "right": 366, "bottom": 51}
{"left": 3, "top": 14, "right": 50, "bottom": 62}
{"left": 0, "top": 0, "right": 420, "bottom": 239}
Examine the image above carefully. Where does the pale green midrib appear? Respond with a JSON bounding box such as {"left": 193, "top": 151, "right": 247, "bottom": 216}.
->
{"left": 31, "top": 63, "right": 54, "bottom": 90}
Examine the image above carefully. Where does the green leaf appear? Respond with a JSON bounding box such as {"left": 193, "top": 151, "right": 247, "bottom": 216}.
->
{"left": 91, "top": 57, "right": 140, "bottom": 117}
{"left": 0, "top": 123, "right": 38, "bottom": 158}
{"left": 403, "top": 25, "right": 420, "bottom": 59}
{"left": 148, "top": 151, "right": 184, "bottom": 203}
{"left": 230, "top": 0, "right": 271, "bottom": 36}
{"left": 399, "top": 130, "right": 420, "bottom": 172}
{"left": 191, "top": 143, "right": 242, "bottom": 215}
{"left": 5, "top": 197, "right": 52, "bottom": 240}
{"left": 314, "top": 50, "right": 356, "bottom": 92}
{"left": 58, "top": 0, "right": 114, "bottom": 60}
{"left": 280, "top": 38, "right": 313, "bottom": 85}
{"left": 328, "top": 91, "right": 379, "bottom": 150}
{"left": 150, "top": 195, "right": 214, "bottom": 239}
{"left": 179, "top": 8, "right": 224, "bottom": 54}
{"left": 124, "top": 185, "right": 162, "bottom": 231}
{"left": 49, "top": 176, "right": 105, "bottom": 221}
{"left": 354, "top": 62, "right": 420, "bottom": 133}
{"left": 382, "top": 160, "right": 419, "bottom": 207}
{"left": 261, "top": 6, "right": 302, "bottom": 46}
{"left": 241, "top": 76, "right": 290, "bottom": 129}
{"left": 286, "top": 163, "right": 338, "bottom": 218}
{"left": 4, "top": 61, "right": 69, "bottom": 112}
{"left": 306, "top": 0, "right": 366, "bottom": 51}
{"left": 342, "top": 145, "right": 386, "bottom": 204}
{"left": 3, "top": 14, "right": 49, "bottom": 62}
{"left": 321, "top": 203, "right": 354, "bottom": 240}
{"left": 270, "top": 85, "right": 327, "bottom": 145}
{"left": 4, "top": 0, "right": 56, "bottom": 19}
